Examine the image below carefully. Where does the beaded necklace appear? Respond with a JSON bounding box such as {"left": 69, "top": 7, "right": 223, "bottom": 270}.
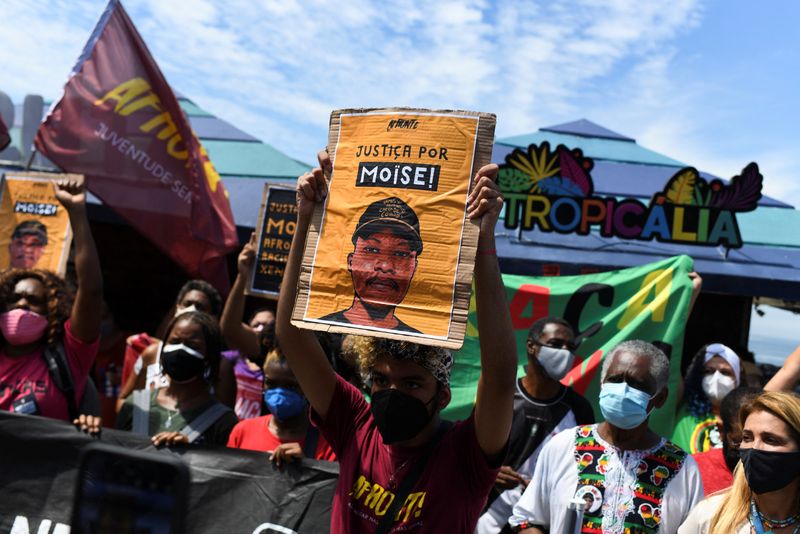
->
{"left": 749, "top": 498, "right": 800, "bottom": 534}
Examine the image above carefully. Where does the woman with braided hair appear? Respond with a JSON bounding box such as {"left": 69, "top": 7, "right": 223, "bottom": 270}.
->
{"left": 0, "top": 179, "right": 103, "bottom": 422}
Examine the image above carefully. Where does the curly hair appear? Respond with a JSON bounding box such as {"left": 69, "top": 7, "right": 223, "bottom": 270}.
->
{"left": 683, "top": 344, "right": 713, "bottom": 418}
{"left": 176, "top": 280, "right": 222, "bottom": 316}
{"left": 0, "top": 269, "right": 72, "bottom": 346}
{"left": 349, "top": 336, "right": 453, "bottom": 387}
{"left": 163, "top": 310, "right": 223, "bottom": 383}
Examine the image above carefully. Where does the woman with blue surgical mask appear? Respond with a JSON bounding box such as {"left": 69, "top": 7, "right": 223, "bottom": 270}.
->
{"left": 673, "top": 343, "right": 741, "bottom": 454}
{"left": 226, "top": 346, "right": 336, "bottom": 465}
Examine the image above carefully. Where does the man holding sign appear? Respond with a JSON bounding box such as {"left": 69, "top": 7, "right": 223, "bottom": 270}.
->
{"left": 319, "top": 196, "right": 422, "bottom": 333}
{"left": 277, "top": 150, "right": 516, "bottom": 533}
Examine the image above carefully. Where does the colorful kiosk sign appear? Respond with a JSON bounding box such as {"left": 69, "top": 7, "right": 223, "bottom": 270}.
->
{"left": 498, "top": 142, "right": 763, "bottom": 248}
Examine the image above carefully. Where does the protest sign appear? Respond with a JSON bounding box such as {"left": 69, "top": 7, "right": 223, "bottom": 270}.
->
{"left": 443, "top": 255, "right": 694, "bottom": 437}
{"left": 293, "top": 108, "right": 496, "bottom": 348}
{"left": 247, "top": 185, "right": 297, "bottom": 298}
{"left": 35, "top": 0, "right": 237, "bottom": 291}
{"left": 0, "top": 172, "right": 76, "bottom": 275}
{"left": 0, "top": 411, "right": 337, "bottom": 533}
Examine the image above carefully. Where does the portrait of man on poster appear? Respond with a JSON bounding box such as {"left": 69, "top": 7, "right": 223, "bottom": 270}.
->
{"left": 319, "top": 196, "right": 423, "bottom": 333}
{"left": 8, "top": 219, "right": 48, "bottom": 269}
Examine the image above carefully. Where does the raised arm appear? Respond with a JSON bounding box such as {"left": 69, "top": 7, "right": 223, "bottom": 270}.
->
{"left": 220, "top": 232, "right": 261, "bottom": 357}
{"left": 468, "top": 165, "right": 517, "bottom": 459}
{"left": 765, "top": 345, "right": 800, "bottom": 392}
{"left": 275, "top": 156, "right": 337, "bottom": 419}
{"left": 687, "top": 271, "right": 702, "bottom": 317}
{"left": 55, "top": 179, "right": 103, "bottom": 342}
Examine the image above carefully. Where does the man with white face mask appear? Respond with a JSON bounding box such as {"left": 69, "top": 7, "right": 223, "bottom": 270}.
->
{"left": 509, "top": 340, "right": 702, "bottom": 534}
{"left": 477, "top": 317, "right": 594, "bottom": 534}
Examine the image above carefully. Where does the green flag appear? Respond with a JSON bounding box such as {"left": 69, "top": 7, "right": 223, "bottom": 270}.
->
{"left": 444, "top": 255, "right": 694, "bottom": 436}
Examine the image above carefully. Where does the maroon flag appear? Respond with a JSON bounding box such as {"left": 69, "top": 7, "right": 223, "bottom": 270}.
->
{"left": 0, "top": 115, "right": 9, "bottom": 152}
{"left": 35, "top": 0, "right": 238, "bottom": 291}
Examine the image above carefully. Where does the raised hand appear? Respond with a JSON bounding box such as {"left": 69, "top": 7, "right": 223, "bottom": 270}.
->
{"left": 296, "top": 167, "right": 327, "bottom": 220}
{"left": 238, "top": 232, "right": 257, "bottom": 276}
{"left": 466, "top": 163, "right": 502, "bottom": 237}
{"left": 53, "top": 178, "right": 87, "bottom": 211}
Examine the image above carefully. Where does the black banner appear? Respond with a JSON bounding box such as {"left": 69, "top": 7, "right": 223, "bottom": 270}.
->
{"left": 0, "top": 411, "right": 337, "bottom": 533}
{"left": 248, "top": 186, "right": 297, "bottom": 297}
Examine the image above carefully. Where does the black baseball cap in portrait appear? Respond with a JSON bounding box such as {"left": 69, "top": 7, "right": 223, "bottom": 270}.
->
{"left": 351, "top": 197, "right": 422, "bottom": 254}
{"left": 12, "top": 220, "right": 48, "bottom": 245}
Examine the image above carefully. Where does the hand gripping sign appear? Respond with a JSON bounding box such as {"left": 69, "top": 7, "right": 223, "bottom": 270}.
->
{"left": 292, "top": 108, "right": 496, "bottom": 348}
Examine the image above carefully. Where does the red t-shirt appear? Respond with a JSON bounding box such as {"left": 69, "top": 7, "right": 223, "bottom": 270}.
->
{"left": 693, "top": 447, "right": 734, "bottom": 495}
{"left": 227, "top": 414, "right": 337, "bottom": 461}
{"left": 311, "top": 374, "right": 501, "bottom": 533}
{"left": 0, "top": 320, "right": 99, "bottom": 421}
{"left": 120, "top": 332, "right": 155, "bottom": 387}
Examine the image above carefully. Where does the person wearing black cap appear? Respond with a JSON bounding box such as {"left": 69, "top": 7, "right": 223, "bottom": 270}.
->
{"left": 319, "top": 196, "right": 423, "bottom": 333}
{"left": 8, "top": 220, "right": 48, "bottom": 269}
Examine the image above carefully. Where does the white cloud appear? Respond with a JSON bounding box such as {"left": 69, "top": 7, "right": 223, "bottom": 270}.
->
{"left": 16, "top": 0, "right": 789, "bottom": 199}
{"left": 6, "top": 2, "right": 703, "bottom": 130}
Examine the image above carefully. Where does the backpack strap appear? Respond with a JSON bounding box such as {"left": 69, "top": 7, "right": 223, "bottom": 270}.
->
{"left": 302, "top": 424, "right": 320, "bottom": 459}
{"left": 42, "top": 342, "right": 78, "bottom": 421}
{"left": 374, "top": 421, "right": 453, "bottom": 534}
{"left": 131, "top": 389, "right": 151, "bottom": 435}
{"left": 179, "top": 403, "right": 231, "bottom": 443}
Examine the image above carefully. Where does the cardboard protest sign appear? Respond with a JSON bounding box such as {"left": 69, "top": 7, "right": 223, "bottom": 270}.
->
{"left": 293, "top": 108, "right": 495, "bottom": 348}
{"left": 0, "top": 173, "right": 77, "bottom": 275}
{"left": 247, "top": 184, "right": 297, "bottom": 298}
{"left": 443, "top": 255, "right": 694, "bottom": 437}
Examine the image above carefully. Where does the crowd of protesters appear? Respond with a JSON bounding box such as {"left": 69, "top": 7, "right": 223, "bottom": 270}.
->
{"left": 1, "top": 169, "right": 800, "bottom": 534}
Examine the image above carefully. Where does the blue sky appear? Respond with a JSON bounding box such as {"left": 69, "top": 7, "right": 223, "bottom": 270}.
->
{"left": 2, "top": 0, "right": 798, "bottom": 361}
{"left": 2, "top": 0, "right": 798, "bottom": 207}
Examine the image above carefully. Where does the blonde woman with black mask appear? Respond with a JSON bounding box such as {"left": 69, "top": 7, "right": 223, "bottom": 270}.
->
{"left": 679, "top": 391, "right": 800, "bottom": 533}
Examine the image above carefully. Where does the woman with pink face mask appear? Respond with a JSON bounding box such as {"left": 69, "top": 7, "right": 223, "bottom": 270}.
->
{"left": 673, "top": 343, "right": 742, "bottom": 453}
{"left": 0, "top": 180, "right": 103, "bottom": 422}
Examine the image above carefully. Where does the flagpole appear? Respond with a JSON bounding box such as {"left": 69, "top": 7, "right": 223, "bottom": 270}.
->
{"left": 24, "top": 147, "right": 37, "bottom": 170}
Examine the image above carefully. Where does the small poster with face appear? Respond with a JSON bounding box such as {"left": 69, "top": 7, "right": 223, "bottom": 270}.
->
{"left": 0, "top": 173, "right": 76, "bottom": 275}
{"left": 292, "top": 108, "right": 496, "bottom": 348}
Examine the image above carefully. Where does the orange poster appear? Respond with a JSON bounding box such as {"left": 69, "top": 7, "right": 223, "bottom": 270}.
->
{"left": 0, "top": 173, "right": 75, "bottom": 275}
{"left": 293, "top": 108, "right": 495, "bottom": 348}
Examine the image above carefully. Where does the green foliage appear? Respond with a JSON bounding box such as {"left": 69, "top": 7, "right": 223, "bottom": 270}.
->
{"left": 498, "top": 167, "right": 534, "bottom": 193}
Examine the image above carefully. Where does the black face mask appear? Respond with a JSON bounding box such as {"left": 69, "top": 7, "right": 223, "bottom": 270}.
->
{"left": 722, "top": 438, "right": 740, "bottom": 472}
{"left": 739, "top": 448, "right": 800, "bottom": 494}
{"left": 370, "top": 389, "right": 437, "bottom": 445}
{"left": 161, "top": 343, "right": 206, "bottom": 383}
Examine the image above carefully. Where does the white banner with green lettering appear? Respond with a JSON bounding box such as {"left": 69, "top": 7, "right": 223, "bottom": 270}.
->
{"left": 444, "top": 255, "right": 693, "bottom": 436}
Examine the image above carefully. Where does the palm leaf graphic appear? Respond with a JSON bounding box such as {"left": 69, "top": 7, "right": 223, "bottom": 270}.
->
{"left": 664, "top": 168, "right": 697, "bottom": 204}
